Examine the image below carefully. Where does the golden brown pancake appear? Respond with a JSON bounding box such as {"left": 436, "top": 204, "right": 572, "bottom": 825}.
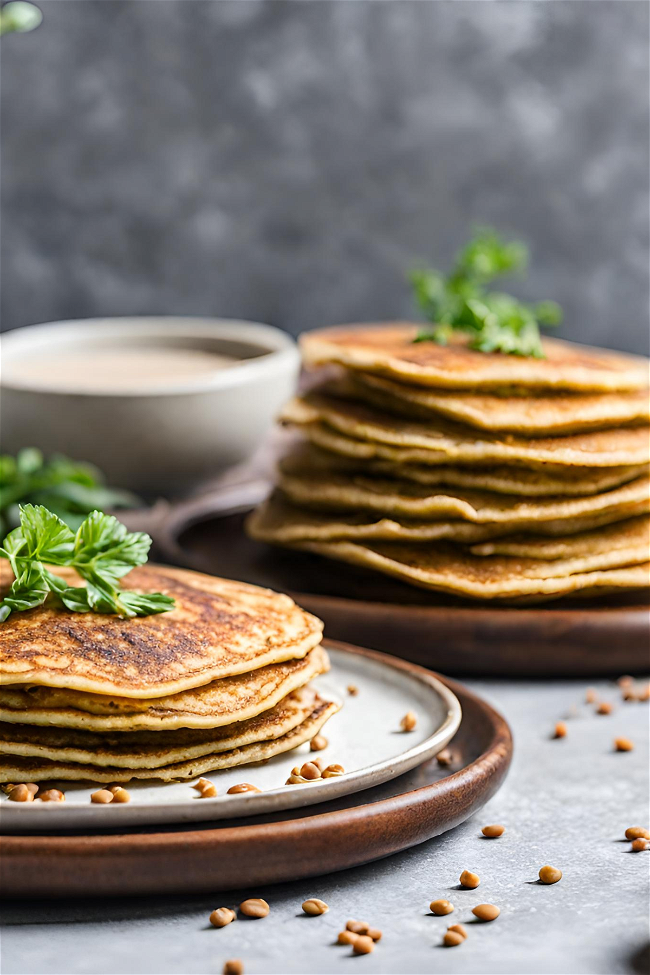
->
{"left": 280, "top": 441, "right": 648, "bottom": 498}
{"left": 290, "top": 539, "right": 650, "bottom": 601}
{"left": 301, "top": 323, "right": 649, "bottom": 391}
{"left": 0, "top": 563, "right": 323, "bottom": 698}
{"left": 470, "top": 514, "right": 650, "bottom": 561}
{"left": 282, "top": 391, "right": 650, "bottom": 468}
{"left": 276, "top": 468, "right": 650, "bottom": 528}
{"left": 0, "top": 686, "right": 322, "bottom": 769}
{"left": 0, "top": 697, "right": 340, "bottom": 782}
{"left": 349, "top": 371, "right": 650, "bottom": 434}
{"left": 0, "top": 645, "right": 329, "bottom": 731}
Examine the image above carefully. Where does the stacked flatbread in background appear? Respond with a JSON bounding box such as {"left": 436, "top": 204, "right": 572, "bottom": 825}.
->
{"left": 248, "top": 323, "right": 650, "bottom": 602}
{"left": 0, "top": 564, "right": 337, "bottom": 783}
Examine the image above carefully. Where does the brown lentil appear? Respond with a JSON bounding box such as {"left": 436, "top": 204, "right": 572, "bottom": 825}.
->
{"left": 227, "top": 783, "right": 261, "bottom": 795}
{"left": 310, "top": 758, "right": 324, "bottom": 772}
{"left": 367, "top": 928, "right": 382, "bottom": 942}
{"left": 347, "top": 684, "right": 359, "bottom": 696}
{"left": 617, "top": 675, "right": 634, "bottom": 687}
{"left": 25, "top": 783, "right": 39, "bottom": 796}
{"left": 285, "top": 774, "right": 307, "bottom": 785}
{"left": 310, "top": 735, "right": 328, "bottom": 752}
{"left": 210, "top": 908, "right": 236, "bottom": 928}
{"left": 539, "top": 865, "right": 562, "bottom": 884}
{"left": 91, "top": 789, "right": 114, "bottom": 804}
{"left": 597, "top": 701, "right": 613, "bottom": 715}
{"left": 223, "top": 961, "right": 243, "bottom": 975}
{"left": 625, "top": 826, "right": 650, "bottom": 840}
{"left": 622, "top": 688, "right": 639, "bottom": 701}
{"left": 639, "top": 683, "right": 650, "bottom": 701}
{"left": 111, "top": 787, "right": 131, "bottom": 803}
{"left": 436, "top": 749, "right": 453, "bottom": 767}
{"left": 352, "top": 936, "right": 375, "bottom": 955}
{"left": 472, "top": 904, "right": 500, "bottom": 921}
{"left": 8, "top": 784, "right": 33, "bottom": 802}
{"left": 430, "top": 899, "right": 454, "bottom": 916}
{"left": 448, "top": 924, "right": 468, "bottom": 940}
{"left": 459, "top": 870, "right": 480, "bottom": 889}
{"left": 400, "top": 711, "right": 417, "bottom": 732}
{"left": 614, "top": 737, "right": 634, "bottom": 752}
{"left": 195, "top": 778, "right": 217, "bottom": 798}
{"left": 481, "top": 824, "right": 505, "bottom": 838}
{"left": 443, "top": 931, "right": 464, "bottom": 947}
{"left": 239, "top": 898, "right": 269, "bottom": 919}
{"left": 322, "top": 764, "right": 345, "bottom": 778}
{"left": 346, "top": 920, "right": 369, "bottom": 934}
{"left": 631, "top": 838, "right": 649, "bottom": 851}
{"left": 301, "top": 898, "right": 328, "bottom": 916}
{"left": 554, "top": 721, "right": 567, "bottom": 739}
{"left": 585, "top": 688, "right": 598, "bottom": 704}
{"left": 39, "top": 789, "right": 65, "bottom": 802}
{"left": 337, "top": 930, "right": 358, "bottom": 946}
{"left": 299, "top": 762, "right": 322, "bottom": 780}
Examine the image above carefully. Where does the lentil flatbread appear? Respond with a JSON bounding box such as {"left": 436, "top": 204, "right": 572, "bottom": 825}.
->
{"left": 0, "top": 697, "right": 340, "bottom": 783}
{"left": 282, "top": 391, "right": 650, "bottom": 468}
{"left": 0, "top": 686, "right": 323, "bottom": 769}
{"left": 0, "top": 563, "right": 323, "bottom": 698}
{"left": 289, "top": 540, "right": 650, "bottom": 601}
{"left": 280, "top": 442, "right": 648, "bottom": 498}
{"left": 0, "top": 645, "right": 329, "bottom": 732}
{"left": 349, "top": 371, "right": 650, "bottom": 434}
{"left": 301, "top": 323, "right": 649, "bottom": 391}
{"left": 276, "top": 468, "right": 650, "bottom": 528}
{"left": 469, "top": 514, "right": 650, "bottom": 561}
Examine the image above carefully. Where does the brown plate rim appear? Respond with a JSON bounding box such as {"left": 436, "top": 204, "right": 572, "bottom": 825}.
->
{"left": 0, "top": 641, "right": 513, "bottom": 899}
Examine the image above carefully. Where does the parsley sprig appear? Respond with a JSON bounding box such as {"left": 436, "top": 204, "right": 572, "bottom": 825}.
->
{"left": 0, "top": 504, "right": 175, "bottom": 622}
{"left": 410, "top": 228, "right": 562, "bottom": 358}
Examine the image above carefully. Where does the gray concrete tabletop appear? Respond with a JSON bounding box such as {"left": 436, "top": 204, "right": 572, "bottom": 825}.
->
{"left": 2, "top": 677, "right": 649, "bottom": 975}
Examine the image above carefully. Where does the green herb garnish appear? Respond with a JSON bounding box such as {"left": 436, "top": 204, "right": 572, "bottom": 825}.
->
{"left": 410, "top": 227, "right": 562, "bottom": 358}
{"left": 0, "top": 504, "right": 175, "bottom": 622}
{"left": 0, "top": 448, "right": 140, "bottom": 536}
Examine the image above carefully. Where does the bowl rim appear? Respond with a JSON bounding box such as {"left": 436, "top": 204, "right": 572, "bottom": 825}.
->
{"left": 0, "top": 316, "right": 300, "bottom": 398}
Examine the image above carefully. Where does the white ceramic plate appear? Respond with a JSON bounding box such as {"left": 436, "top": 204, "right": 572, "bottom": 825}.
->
{"left": 0, "top": 645, "right": 461, "bottom": 832}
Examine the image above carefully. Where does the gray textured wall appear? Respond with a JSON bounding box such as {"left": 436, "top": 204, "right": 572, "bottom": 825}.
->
{"left": 1, "top": 0, "right": 648, "bottom": 354}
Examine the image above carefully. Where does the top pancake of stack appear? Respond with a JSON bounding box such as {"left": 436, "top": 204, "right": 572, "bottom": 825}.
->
{"left": 248, "top": 323, "right": 650, "bottom": 602}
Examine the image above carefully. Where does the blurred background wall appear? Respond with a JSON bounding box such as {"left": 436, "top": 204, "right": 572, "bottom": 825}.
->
{"left": 1, "top": 0, "right": 648, "bottom": 353}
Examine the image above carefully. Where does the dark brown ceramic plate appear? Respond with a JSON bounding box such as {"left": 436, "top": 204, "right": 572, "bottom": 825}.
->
{"left": 0, "top": 642, "right": 512, "bottom": 899}
{"left": 149, "top": 485, "right": 650, "bottom": 678}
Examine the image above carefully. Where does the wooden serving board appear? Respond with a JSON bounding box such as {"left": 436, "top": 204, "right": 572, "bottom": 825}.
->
{"left": 0, "top": 646, "right": 512, "bottom": 899}
{"left": 149, "top": 484, "right": 650, "bottom": 678}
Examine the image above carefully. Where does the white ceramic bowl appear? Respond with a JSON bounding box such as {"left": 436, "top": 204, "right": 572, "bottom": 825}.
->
{"left": 0, "top": 317, "right": 300, "bottom": 494}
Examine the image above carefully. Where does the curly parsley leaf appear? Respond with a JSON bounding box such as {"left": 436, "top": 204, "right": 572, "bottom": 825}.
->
{"left": 0, "top": 504, "right": 175, "bottom": 621}
{"left": 411, "top": 227, "right": 562, "bottom": 358}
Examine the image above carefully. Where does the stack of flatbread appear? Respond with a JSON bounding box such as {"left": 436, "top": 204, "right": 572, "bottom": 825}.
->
{"left": 0, "top": 564, "right": 337, "bottom": 783}
{"left": 248, "top": 323, "right": 650, "bottom": 602}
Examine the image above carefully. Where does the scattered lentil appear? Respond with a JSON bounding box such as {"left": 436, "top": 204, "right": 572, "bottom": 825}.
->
{"left": 448, "top": 924, "right": 468, "bottom": 939}
{"left": 8, "top": 784, "right": 33, "bottom": 802}
{"left": 639, "top": 683, "right": 650, "bottom": 701}
{"left": 194, "top": 778, "right": 217, "bottom": 798}
{"left": 25, "top": 783, "right": 39, "bottom": 796}
{"left": 299, "top": 762, "right": 322, "bottom": 780}
{"left": 539, "top": 865, "right": 562, "bottom": 884}
{"left": 443, "top": 931, "right": 464, "bottom": 947}
{"left": 614, "top": 737, "right": 634, "bottom": 752}
{"left": 302, "top": 898, "right": 328, "bottom": 916}
{"left": 239, "top": 898, "right": 269, "bottom": 919}
{"left": 459, "top": 870, "right": 480, "bottom": 889}
{"left": 39, "top": 789, "right": 65, "bottom": 802}
{"left": 625, "top": 826, "right": 650, "bottom": 840}
{"left": 596, "top": 702, "right": 613, "bottom": 715}
{"left": 346, "top": 920, "right": 369, "bottom": 934}
{"left": 367, "top": 928, "right": 382, "bottom": 942}
{"left": 585, "top": 688, "right": 598, "bottom": 704}
{"left": 400, "top": 711, "right": 417, "bottom": 732}
{"left": 347, "top": 684, "right": 359, "bottom": 696}
{"left": 352, "top": 936, "right": 375, "bottom": 955}
{"left": 111, "top": 787, "right": 131, "bottom": 803}
{"left": 210, "top": 908, "right": 236, "bottom": 928}
{"left": 322, "top": 764, "right": 345, "bottom": 778}
{"left": 481, "top": 824, "right": 505, "bottom": 838}
{"left": 223, "top": 961, "right": 243, "bottom": 975}
{"left": 472, "top": 904, "right": 500, "bottom": 921}
{"left": 436, "top": 749, "right": 453, "bottom": 767}
{"left": 91, "top": 789, "right": 114, "bottom": 804}
{"left": 617, "top": 675, "right": 633, "bottom": 688}
{"left": 227, "top": 783, "right": 261, "bottom": 795}
{"left": 554, "top": 721, "right": 567, "bottom": 739}
{"left": 430, "top": 899, "right": 454, "bottom": 916}
{"left": 337, "top": 930, "right": 358, "bottom": 945}
{"left": 631, "top": 838, "right": 649, "bottom": 852}
{"left": 285, "top": 774, "right": 307, "bottom": 785}
{"left": 310, "top": 735, "right": 328, "bottom": 752}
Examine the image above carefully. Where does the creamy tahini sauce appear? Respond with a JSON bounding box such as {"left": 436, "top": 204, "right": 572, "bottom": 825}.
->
{"left": 3, "top": 347, "right": 240, "bottom": 392}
